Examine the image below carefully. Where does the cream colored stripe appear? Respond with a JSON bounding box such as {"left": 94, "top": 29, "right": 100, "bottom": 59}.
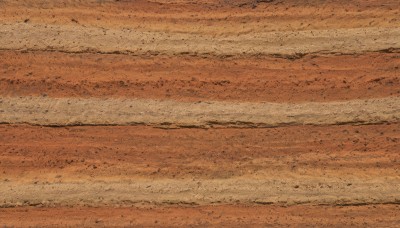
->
{"left": 0, "top": 96, "right": 399, "bottom": 127}
{"left": 1, "top": 23, "right": 399, "bottom": 56}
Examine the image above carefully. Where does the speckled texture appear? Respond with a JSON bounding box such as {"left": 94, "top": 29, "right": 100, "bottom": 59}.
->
{"left": 1, "top": 0, "right": 399, "bottom": 226}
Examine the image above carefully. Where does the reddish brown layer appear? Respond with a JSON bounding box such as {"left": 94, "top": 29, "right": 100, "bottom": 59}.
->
{"left": 1, "top": 205, "right": 400, "bottom": 227}
{"left": 1, "top": 123, "right": 399, "bottom": 180}
{"left": 1, "top": 51, "right": 399, "bottom": 102}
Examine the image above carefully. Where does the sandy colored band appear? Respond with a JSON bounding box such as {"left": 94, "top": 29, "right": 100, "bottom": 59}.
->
{"left": 1, "top": 23, "right": 399, "bottom": 56}
{"left": 1, "top": 177, "right": 400, "bottom": 207}
{"left": 1, "top": 96, "right": 399, "bottom": 127}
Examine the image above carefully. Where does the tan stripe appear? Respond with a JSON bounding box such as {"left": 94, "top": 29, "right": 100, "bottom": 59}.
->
{"left": 1, "top": 23, "right": 399, "bottom": 56}
{"left": 1, "top": 177, "right": 399, "bottom": 207}
{"left": 0, "top": 96, "right": 399, "bottom": 127}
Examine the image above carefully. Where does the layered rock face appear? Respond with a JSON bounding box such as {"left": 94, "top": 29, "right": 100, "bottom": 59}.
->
{"left": 0, "top": 0, "right": 399, "bottom": 226}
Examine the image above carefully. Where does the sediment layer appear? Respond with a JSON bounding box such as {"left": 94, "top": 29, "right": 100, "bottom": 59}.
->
{"left": 1, "top": 51, "right": 399, "bottom": 102}
{"left": 1, "top": 0, "right": 399, "bottom": 226}
{"left": 2, "top": 177, "right": 400, "bottom": 207}
{"left": 2, "top": 205, "right": 400, "bottom": 227}
{"left": 2, "top": 23, "right": 400, "bottom": 56}
{"left": 1, "top": 96, "right": 399, "bottom": 127}
{"left": 1, "top": 124, "right": 399, "bottom": 207}
{"left": 2, "top": 124, "right": 399, "bottom": 180}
